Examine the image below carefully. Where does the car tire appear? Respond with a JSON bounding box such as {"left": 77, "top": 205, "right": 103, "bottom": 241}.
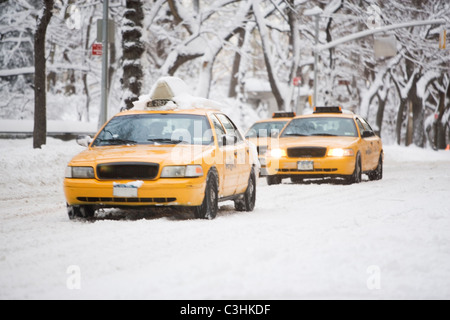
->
{"left": 368, "top": 154, "right": 383, "bottom": 181}
{"left": 235, "top": 169, "right": 256, "bottom": 212}
{"left": 67, "top": 204, "right": 95, "bottom": 220}
{"left": 346, "top": 153, "right": 362, "bottom": 184}
{"left": 267, "top": 176, "right": 282, "bottom": 185}
{"left": 193, "top": 169, "right": 219, "bottom": 220}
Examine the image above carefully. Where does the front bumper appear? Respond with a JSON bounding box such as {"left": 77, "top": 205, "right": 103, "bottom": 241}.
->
{"left": 265, "top": 155, "right": 356, "bottom": 177}
{"left": 64, "top": 177, "right": 206, "bottom": 207}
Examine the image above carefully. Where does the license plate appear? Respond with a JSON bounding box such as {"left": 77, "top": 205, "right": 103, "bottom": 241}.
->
{"left": 298, "top": 161, "right": 314, "bottom": 171}
{"left": 113, "top": 181, "right": 143, "bottom": 197}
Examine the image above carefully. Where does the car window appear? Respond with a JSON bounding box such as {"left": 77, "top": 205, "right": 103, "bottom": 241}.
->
{"left": 210, "top": 114, "right": 227, "bottom": 146}
{"left": 215, "top": 113, "right": 243, "bottom": 142}
{"left": 281, "top": 117, "right": 358, "bottom": 137}
{"left": 360, "top": 118, "right": 375, "bottom": 133}
{"left": 92, "top": 113, "right": 212, "bottom": 146}
{"left": 355, "top": 118, "right": 365, "bottom": 135}
{"left": 246, "top": 121, "right": 288, "bottom": 138}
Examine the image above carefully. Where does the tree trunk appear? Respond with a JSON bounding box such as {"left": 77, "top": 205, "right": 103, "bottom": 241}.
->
{"left": 409, "top": 73, "right": 425, "bottom": 147}
{"left": 252, "top": 0, "right": 284, "bottom": 110}
{"left": 434, "top": 80, "right": 448, "bottom": 149}
{"left": 121, "top": 0, "right": 144, "bottom": 110}
{"left": 33, "top": 0, "right": 54, "bottom": 149}
{"left": 395, "top": 98, "right": 407, "bottom": 145}
{"left": 375, "top": 90, "right": 388, "bottom": 137}
{"left": 228, "top": 28, "right": 245, "bottom": 98}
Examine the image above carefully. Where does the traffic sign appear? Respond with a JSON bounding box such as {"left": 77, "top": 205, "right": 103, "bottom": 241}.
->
{"left": 293, "top": 77, "right": 301, "bottom": 86}
{"left": 92, "top": 43, "right": 102, "bottom": 56}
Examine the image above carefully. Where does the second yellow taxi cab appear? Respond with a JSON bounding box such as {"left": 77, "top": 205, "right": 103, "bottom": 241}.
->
{"left": 245, "top": 111, "right": 295, "bottom": 155}
{"left": 245, "top": 112, "right": 295, "bottom": 175}
{"left": 264, "top": 106, "right": 383, "bottom": 185}
{"left": 64, "top": 77, "right": 257, "bottom": 220}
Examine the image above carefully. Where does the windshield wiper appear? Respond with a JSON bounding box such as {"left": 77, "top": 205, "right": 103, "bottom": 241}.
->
{"left": 310, "top": 133, "right": 338, "bottom": 136}
{"left": 147, "top": 138, "right": 188, "bottom": 144}
{"left": 98, "top": 138, "right": 137, "bottom": 145}
{"left": 283, "top": 133, "right": 309, "bottom": 137}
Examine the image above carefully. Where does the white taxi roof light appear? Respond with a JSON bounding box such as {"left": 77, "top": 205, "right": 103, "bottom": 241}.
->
{"left": 151, "top": 77, "right": 189, "bottom": 100}
{"left": 313, "top": 106, "right": 342, "bottom": 114}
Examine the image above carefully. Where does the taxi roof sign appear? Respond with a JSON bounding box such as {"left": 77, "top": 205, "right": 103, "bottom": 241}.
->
{"left": 273, "top": 111, "right": 296, "bottom": 118}
{"left": 313, "top": 106, "right": 342, "bottom": 114}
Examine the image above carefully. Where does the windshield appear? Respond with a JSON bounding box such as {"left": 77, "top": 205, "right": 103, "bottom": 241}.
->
{"left": 92, "top": 113, "right": 213, "bottom": 146}
{"left": 245, "top": 121, "right": 288, "bottom": 138}
{"left": 281, "top": 117, "right": 358, "bottom": 137}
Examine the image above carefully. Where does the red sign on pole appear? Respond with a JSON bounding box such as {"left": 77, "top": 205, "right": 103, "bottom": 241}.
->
{"left": 92, "top": 43, "right": 103, "bottom": 56}
{"left": 293, "top": 77, "right": 301, "bottom": 86}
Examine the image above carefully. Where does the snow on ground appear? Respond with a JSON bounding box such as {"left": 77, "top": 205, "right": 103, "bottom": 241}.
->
{"left": 1, "top": 138, "right": 450, "bottom": 300}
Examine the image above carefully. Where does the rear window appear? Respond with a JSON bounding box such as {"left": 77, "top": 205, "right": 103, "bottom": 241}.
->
{"left": 245, "top": 121, "right": 288, "bottom": 138}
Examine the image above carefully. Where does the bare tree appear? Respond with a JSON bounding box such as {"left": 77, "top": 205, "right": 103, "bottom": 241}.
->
{"left": 121, "top": 0, "right": 144, "bottom": 110}
{"left": 33, "top": 0, "right": 54, "bottom": 149}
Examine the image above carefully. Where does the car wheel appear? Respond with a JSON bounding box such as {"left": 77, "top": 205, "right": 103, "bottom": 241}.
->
{"left": 235, "top": 169, "right": 256, "bottom": 212}
{"left": 193, "top": 169, "right": 219, "bottom": 220}
{"left": 67, "top": 204, "right": 95, "bottom": 220}
{"left": 369, "top": 155, "right": 383, "bottom": 181}
{"left": 346, "top": 153, "right": 362, "bottom": 184}
{"left": 267, "top": 176, "right": 282, "bottom": 185}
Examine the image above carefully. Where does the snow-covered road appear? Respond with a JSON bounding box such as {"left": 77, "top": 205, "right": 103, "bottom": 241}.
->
{"left": 1, "top": 138, "right": 450, "bottom": 299}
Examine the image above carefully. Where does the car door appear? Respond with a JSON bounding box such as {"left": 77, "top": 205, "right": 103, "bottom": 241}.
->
{"left": 355, "top": 118, "right": 372, "bottom": 171}
{"left": 214, "top": 113, "right": 249, "bottom": 195}
{"left": 359, "top": 118, "right": 381, "bottom": 170}
{"left": 209, "top": 114, "right": 236, "bottom": 197}
{"left": 356, "top": 117, "right": 378, "bottom": 171}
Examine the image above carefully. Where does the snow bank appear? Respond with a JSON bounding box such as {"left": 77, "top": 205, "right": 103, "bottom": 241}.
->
{"left": 0, "top": 119, "right": 97, "bottom": 134}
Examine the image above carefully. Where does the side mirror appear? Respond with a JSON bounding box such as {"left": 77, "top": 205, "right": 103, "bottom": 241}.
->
{"left": 222, "top": 135, "right": 237, "bottom": 146}
{"left": 269, "top": 130, "right": 279, "bottom": 137}
{"left": 361, "top": 130, "right": 373, "bottom": 138}
{"left": 76, "top": 135, "right": 93, "bottom": 147}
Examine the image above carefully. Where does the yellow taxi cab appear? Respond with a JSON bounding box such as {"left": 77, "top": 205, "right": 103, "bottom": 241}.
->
{"left": 245, "top": 112, "right": 295, "bottom": 174}
{"left": 64, "top": 77, "right": 257, "bottom": 220}
{"left": 264, "top": 106, "right": 383, "bottom": 185}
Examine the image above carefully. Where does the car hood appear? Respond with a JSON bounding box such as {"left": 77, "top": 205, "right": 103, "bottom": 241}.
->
{"left": 278, "top": 136, "right": 359, "bottom": 149}
{"left": 69, "top": 144, "right": 214, "bottom": 166}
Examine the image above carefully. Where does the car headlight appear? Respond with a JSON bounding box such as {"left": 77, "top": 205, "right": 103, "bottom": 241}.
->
{"left": 327, "top": 148, "right": 354, "bottom": 157}
{"left": 269, "top": 149, "right": 287, "bottom": 159}
{"left": 161, "top": 165, "right": 204, "bottom": 178}
{"left": 65, "top": 166, "right": 95, "bottom": 178}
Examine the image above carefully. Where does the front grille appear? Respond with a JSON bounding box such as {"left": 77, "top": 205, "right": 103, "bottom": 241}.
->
{"left": 97, "top": 162, "right": 159, "bottom": 180}
{"left": 77, "top": 197, "right": 176, "bottom": 203}
{"left": 287, "top": 147, "right": 326, "bottom": 158}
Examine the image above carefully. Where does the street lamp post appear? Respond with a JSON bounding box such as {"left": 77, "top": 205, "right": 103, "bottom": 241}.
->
{"left": 305, "top": 6, "right": 323, "bottom": 108}
{"left": 313, "top": 14, "right": 319, "bottom": 107}
{"left": 98, "top": 0, "right": 109, "bottom": 130}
